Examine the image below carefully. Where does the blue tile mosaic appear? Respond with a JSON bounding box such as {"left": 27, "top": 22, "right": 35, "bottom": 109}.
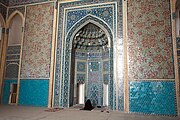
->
{"left": 76, "top": 74, "right": 85, "bottom": 83}
{"left": 77, "top": 62, "right": 86, "bottom": 72}
{"left": 54, "top": 0, "right": 123, "bottom": 111}
{"left": 60, "top": 15, "right": 114, "bottom": 108}
{"left": 87, "top": 61, "right": 103, "bottom": 106}
{"left": 90, "top": 62, "right": 99, "bottom": 71}
{"left": 129, "top": 81, "right": 177, "bottom": 115}
{"left": 66, "top": 6, "right": 113, "bottom": 33}
{"left": 2, "top": 79, "right": 17, "bottom": 104}
{"left": 19, "top": 79, "right": 49, "bottom": 107}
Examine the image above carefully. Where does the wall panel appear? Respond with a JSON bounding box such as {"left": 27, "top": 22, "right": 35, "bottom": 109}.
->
{"left": 21, "top": 3, "right": 54, "bottom": 79}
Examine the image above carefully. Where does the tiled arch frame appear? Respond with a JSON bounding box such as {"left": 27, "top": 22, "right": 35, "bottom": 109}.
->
{"left": 60, "top": 15, "right": 114, "bottom": 108}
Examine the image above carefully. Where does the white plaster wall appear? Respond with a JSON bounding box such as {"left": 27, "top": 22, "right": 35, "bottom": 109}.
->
{"left": 8, "top": 14, "right": 22, "bottom": 46}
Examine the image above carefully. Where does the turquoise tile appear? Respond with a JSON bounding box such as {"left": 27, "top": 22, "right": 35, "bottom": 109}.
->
{"left": 19, "top": 79, "right": 49, "bottom": 107}
{"left": 129, "top": 81, "right": 177, "bottom": 115}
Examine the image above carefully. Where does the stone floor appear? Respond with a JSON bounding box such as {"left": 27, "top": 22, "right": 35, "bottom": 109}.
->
{"left": 0, "top": 105, "right": 179, "bottom": 120}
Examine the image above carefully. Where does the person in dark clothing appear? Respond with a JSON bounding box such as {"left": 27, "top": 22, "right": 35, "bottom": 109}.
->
{"left": 82, "top": 99, "right": 94, "bottom": 111}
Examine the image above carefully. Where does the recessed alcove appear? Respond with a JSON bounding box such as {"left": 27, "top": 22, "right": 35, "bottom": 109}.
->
{"left": 70, "top": 23, "right": 110, "bottom": 107}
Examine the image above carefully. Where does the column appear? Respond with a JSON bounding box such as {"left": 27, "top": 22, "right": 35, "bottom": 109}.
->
{"left": 79, "top": 83, "right": 85, "bottom": 104}
{"left": 103, "top": 84, "right": 108, "bottom": 106}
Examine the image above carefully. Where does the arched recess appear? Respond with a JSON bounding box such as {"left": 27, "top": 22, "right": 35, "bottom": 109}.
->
{"left": 60, "top": 15, "right": 114, "bottom": 109}
{"left": 1, "top": 10, "right": 24, "bottom": 105}
{"left": 0, "top": 13, "right": 6, "bottom": 103}
{"left": 6, "top": 10, "right": 24, "bottom": 28}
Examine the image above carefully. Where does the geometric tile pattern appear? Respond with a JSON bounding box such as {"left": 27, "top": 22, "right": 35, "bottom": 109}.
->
{"left": 129, "top": 81, "right": 177, "bottom": 115}
{"left": 77, "top": 62, "right": 86, "bottom": 72}
{"left": 66, "top": 6, "right": 113, "bottom": 33}
{"left": 7, "top": 46, "right": 21, "bottom": 54}
{"left": 21, "top": 3, "right": 54, "bottom": 78}
{"left": 76, "top": 74, "right": 85, "bottom": 84}
{"left": 75, "top": 52, "right": 87, "bottom": 59}
{"left": 127, "top": 0, "right": 174, "bottom": 79}
{"left": 88, "top": 53, "right": 102, "bottom": 59}
{"left": 87, "top": 63, "right": 102, "bottom": 106}
{"left": 5, "top": 63, "right": 19, "bottom": 79}
{"left": 90, "top": 62, "right": 99, "bottom": 71}
{"left": 18, "top": 79, "right": 49, "bottom": 107}
{"left": 5, "top": 46, "right": 20, "bottom": 79}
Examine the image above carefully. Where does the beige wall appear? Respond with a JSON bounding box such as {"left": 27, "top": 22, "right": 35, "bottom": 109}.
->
{"left": 8, "top": 14, "right": 22, "bottom": 46}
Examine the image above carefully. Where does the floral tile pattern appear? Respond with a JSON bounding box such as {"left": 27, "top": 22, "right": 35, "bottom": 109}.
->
{"left": 127, "top": 0, "right": 174, "bottom": 79}
{"left": 21, "top": 3, "right": 54, "bottom": 78}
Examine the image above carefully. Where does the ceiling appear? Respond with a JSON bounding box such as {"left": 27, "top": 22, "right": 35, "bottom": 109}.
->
{"left": 73, "top": 23, "right": 108, "bottom": 51}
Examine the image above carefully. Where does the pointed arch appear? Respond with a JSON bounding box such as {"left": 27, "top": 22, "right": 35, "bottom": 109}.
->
{"left": 66, "top": 15, "right": 113, "bottom": 50}
{"left": 6, "top": 10, "right": 24, "bottom": 28}
{"left": 60, "top": 15, "right": 114, "bottom": 108}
